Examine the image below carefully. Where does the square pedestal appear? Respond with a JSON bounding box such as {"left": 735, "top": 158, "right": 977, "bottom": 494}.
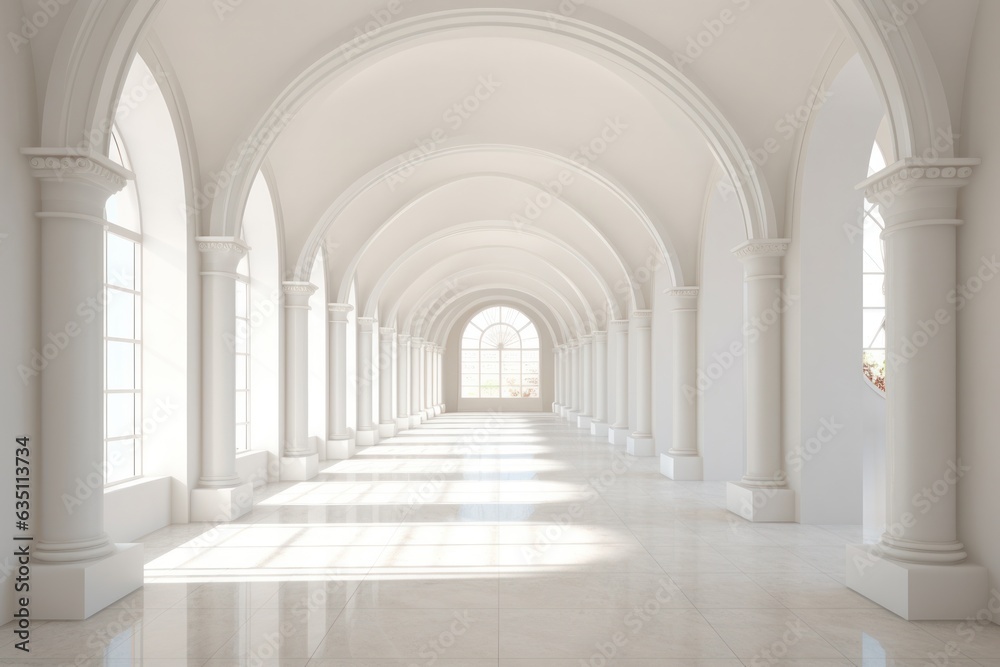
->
{"left": 577, "top": 415, "right": 592, "bottom": 429}
{"left": 423, "top": 408, "right": 435, "bottom": 420}
{"left": 409, "top": 415, "right": 422, "bottom": 428}
{"left": 395, "top": 417, "right": 410, "bottom": 432}
{"left": 566, "top": 410, "right": 579, "bottom": 424}
{"left": 326, "top": 437, "right": 356, "bottom": 460}
{"left": 32, "top": 544, "right": 144, "bottom": 620}
{"left": 552, "top": 403, "right": 560, "bottom": 413}
{"left": 356, "top": 428, "right": 377, "bottom": 446}
{"left": 626, "top": 435, "right": 655, "bottom": 457}
{"left": 434, "top": 405, "right": 442, "bottom": 416}
{"left": 660, "top": 454, "right": 703, "bottom": 481}
{"left": 608, "top": 426, "right": 629, "bottom": 446}
{"left": 559, "top": 406, "right": 569, "bottom": 419}
{"left": 280, "top": 453, "right": 319, "bottom": 481}
{"left": 726, "top": 482, "right": 795, "bottom": 522}
{"left": 591, "top": 421, "right": 610, "bottom": 437}
{"left": 191, "top": 482, "right": 255, "bottom": 522}
{"left": 845, "top": 545, "right": 989, "bottom": 620}
{"left": 378, "top": 422, "right": 397, "bottom": 439}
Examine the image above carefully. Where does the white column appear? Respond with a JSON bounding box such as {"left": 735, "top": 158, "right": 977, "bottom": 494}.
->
{"left": 432, "top": 346, "right": 442, "bottom": 415}
{"left": 558, "top": 345, "right": 570, "bottom": 418}
{"left": 24, "top": 150, "right": 143, "bottom": 619}
{"left": 626, "top": 311, "right": 655, "bottom": 456}
{"left": 355, "top": 317, "right": 376, "bottom": 445}
{"left": 661, "top": 289, "right": 703, "bottom": 480}
{"left": 396, "top": 334, "right": 411, "bottom": 431}
{"left": 578, "top": 335, "right": 594, "bottom": 428}
{"left": 567, "top": 340, "right": 580, "bottom": 422}
{"left": 410, "top": 337, "right": 424, "bottom": 425}
{"left": 552, "top": 346, "right": 562, "bottom": 413}
{"left": 591, "top": 331, "right": 609, "bottom": 437}
{"left": 608, "top": 320, "right": 630, "bottom": 445}
{"left": 281, "top": 282, "right": 319, "bottom": 480}
{"left": 845, "top": 160, "right": 987, "bottom": 620}
{"left": 378, "top": 327, "right": 396, "bottom": 439}
{"left": 725, "top": 241, "right": 794, "bottom": 522}
{"left": 424, "top": 343, "right": 435, "bottom": 419}
{"left": 327, "top": 304, "right": 355, "bottom": 459}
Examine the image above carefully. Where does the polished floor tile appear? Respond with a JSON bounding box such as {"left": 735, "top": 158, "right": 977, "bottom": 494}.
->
{"left": 4, "top": 413, "right": 990, "bottom": 664}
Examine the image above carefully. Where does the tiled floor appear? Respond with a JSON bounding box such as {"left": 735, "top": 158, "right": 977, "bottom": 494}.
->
{"left": 4, "top": 412, "right": 1000, "bottom": 665}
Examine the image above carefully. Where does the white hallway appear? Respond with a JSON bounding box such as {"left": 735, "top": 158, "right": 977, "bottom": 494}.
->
{"left": 3, "top": 413, "right": 1000, "bottom": 663}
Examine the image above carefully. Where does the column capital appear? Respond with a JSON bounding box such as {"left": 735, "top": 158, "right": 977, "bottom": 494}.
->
{"left": 608, "top": 319, "right": 630, "bottom": 333}
{"left": 411, "top": 337, "right": 425, "bottom": 346}
{"left": 732, "top": 239, "right": 790, "bottom": 261}
{"left": 357, "top": 317, "right": 376, "bottom": 333}
{"left": 197, "top": 236, "right": 249, "bottom": 275}
{"left": 283, "top": 282, "right": 317, "bottom": 309}
{"left": 665, "top": 287, "right": 700, "bottom": 311}
{"left": 379, "top": 327, "right": 396, "bottom": 336}
{"left": 630, "top": 310, "right": 654, "bottom": 328}
{"left": 24, "top": 149, "right": 131, "bottom": 212}
{"left": 860, "top": 158, "right": 978, "bottom": 200}
{"left": 593, "top": 330, "right": 608, "bottom": 342}
{"left": 328, "top": 303, "right": 353, "bottom": 322}
{"left": 398, "top": 333, "right": 411, "bottom": 343}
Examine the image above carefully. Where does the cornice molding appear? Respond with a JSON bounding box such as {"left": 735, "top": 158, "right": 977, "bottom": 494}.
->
{"left": 665, "top": 287, "right": 700, "bottom": 298}
{"left": 196, "top": 236, "right": 249, "bottom": 257}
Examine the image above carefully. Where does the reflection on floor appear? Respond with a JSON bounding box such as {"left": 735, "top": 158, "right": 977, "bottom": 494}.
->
{"left": 4, "top": 412, "right": 1000, "bottom": 665}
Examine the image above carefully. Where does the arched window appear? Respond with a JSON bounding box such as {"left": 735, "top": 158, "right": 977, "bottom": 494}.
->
{"left": 863, "top": 141, "right": 887, "bottom": 392}
{"left": 461, "top": 306, "right": 540, "bottom": 398}
{"left": 235, "top": 251, "right": 251, "bottom": 451}
{"left": 104, "top": 126, "right": 143, "bottom": 484}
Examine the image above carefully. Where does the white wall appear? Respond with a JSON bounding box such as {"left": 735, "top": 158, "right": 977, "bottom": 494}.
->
{"left": 957, "top": 0, "right": 1000, "bottom": 600}
{"left": 785, "top": 53, "right": 883, "bottom": 524}
{"left": 698, "top": 180, "right": 746, "bottom": 481}
{"left": 0, "top": 2, "right": 40, "bottom": 620}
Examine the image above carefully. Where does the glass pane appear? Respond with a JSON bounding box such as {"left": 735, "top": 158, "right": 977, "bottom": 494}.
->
{"left": 524, "top": 375, "right": 539, "bottom": 386}
{"left": 481, "top": 351, "right": 499, "bottom": 363}
{"left": 236, "top": 390, "right": 248, "bottom": 424}
{"left": 235, "top": 326, "right": 249, "bottom": 354}
{"left": 502, "top": 374, "right": 521, "bottom": 388}
{"left": 504, "top": 386, "right": 522, "bottom": 398}
{"left": 523, "top": 363, "right": 540, "bottom": 375}
{"left": 481, "top": 386, "right": 500, "bottom": 398}
{"left": 107, "top": 234, "right": 135, "bottom": 289}
{"left": 863, "top": 310, "right": 886, "bottom": 348}
{"left": 107, "top": 289, "right": 135, "bottom": 339}
{"left": 870, "top": 327, "right": 886, "bottom": 350}
{"left": 522, "top": 350, "right": 539, "bottom": 362}
{"left": 235, "top": 282, "right": 248, "bottom": 318}
{"left": 107, "top": 342, "right": 135, "bottom": 390}
{"left": 106, "top": 393, "right": 135, "bottom": 439}
{"left": 481, "top": 363, "right": 500, "bottom": 375}
{"left": 235, "top": 358, "right": 248, "bottom": 390}
{"left": 523, "top": 387, "right": 539, "bottom": 398}
{"left": 502, "top": 350, "right": 521, "bottom": 363}
{"left": 106, "top": 439, "right": 136, "bottom": 484}
{"left": 462, "top": 374, "right": 478, "bottom": 385}
{"left": 462, "top": 351, "right": 478, "bottom": 362}
{"left": 502, "top": 363, "right": 521, "bottom": 374}
{"left": 235, "top": 424, "right": 248, "bottom": 451}
{"left": 461, "top": 387, "right": 479, "bottom": 398}
{"left": 521, "top": 336, "right": 539, "bottom": 350}
{"left": 461, "top": 363, "right": 478, "bottom": 374}
{"left": 863, "top": 275, "right": 885, "bottom": 308}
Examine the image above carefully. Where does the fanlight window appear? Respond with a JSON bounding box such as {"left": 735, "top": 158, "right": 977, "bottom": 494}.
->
{"left": 461, "top": 307, "right": 540, "bottom": 398}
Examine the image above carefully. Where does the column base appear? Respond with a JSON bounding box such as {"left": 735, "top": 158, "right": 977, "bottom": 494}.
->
{"left": 845, "top": 544, "right": 988, "bottom": 620}
{"left": 626, "top": 434, "right": 655, "bottom": 457}
{"left": 378, "top": 422, "right": 397, "bottom": 439}
{"left": 280, "top": 453, "right": 319, "bottom": 481}
{"left": 661, "top": 453, "right": 703, "bottom": 480}
{"left": 558, "top": 406, "right": 567, "bottom": 418}
{"left": 608, "top": 426, "right": 629, "bottom": 446}
{"left": 410, "top": 414, "right": 422, "bottom": 428}
{"left": 577, "top": 414, "right": 593, "bottom": 429}
{"left": 439, "top": 404, "right": 447, "bottom": 414}
{"left": 423, "top": 408, "right": 435, "bottom": 420}
{"left": 326, "top": 437, "right": 356, "bottom": 460}
{"left": 31, "top": 544, "right": 144, "bottom": 620}
{"left": 566, "top": 410, "right": 580, "bottom": 423}
{"left": 552, "top": 402, "right": 561, "bottom": 413}
{"left": 726, "top": 482, "right": 795, "bottom": 522}
{"left": 396, "top": 417, "right": 410, "bottom": 432}
{"left": 590, "top": 421, "right": 610, "bottom": 437}
{"left": 356, "top": 428, "right": 377, "bottom": 446}
{"left": 433, "top": 405, "right": 442, "bottom": 416}
{"left": 190, "top": 482, "right": 254, "bottom": 522}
